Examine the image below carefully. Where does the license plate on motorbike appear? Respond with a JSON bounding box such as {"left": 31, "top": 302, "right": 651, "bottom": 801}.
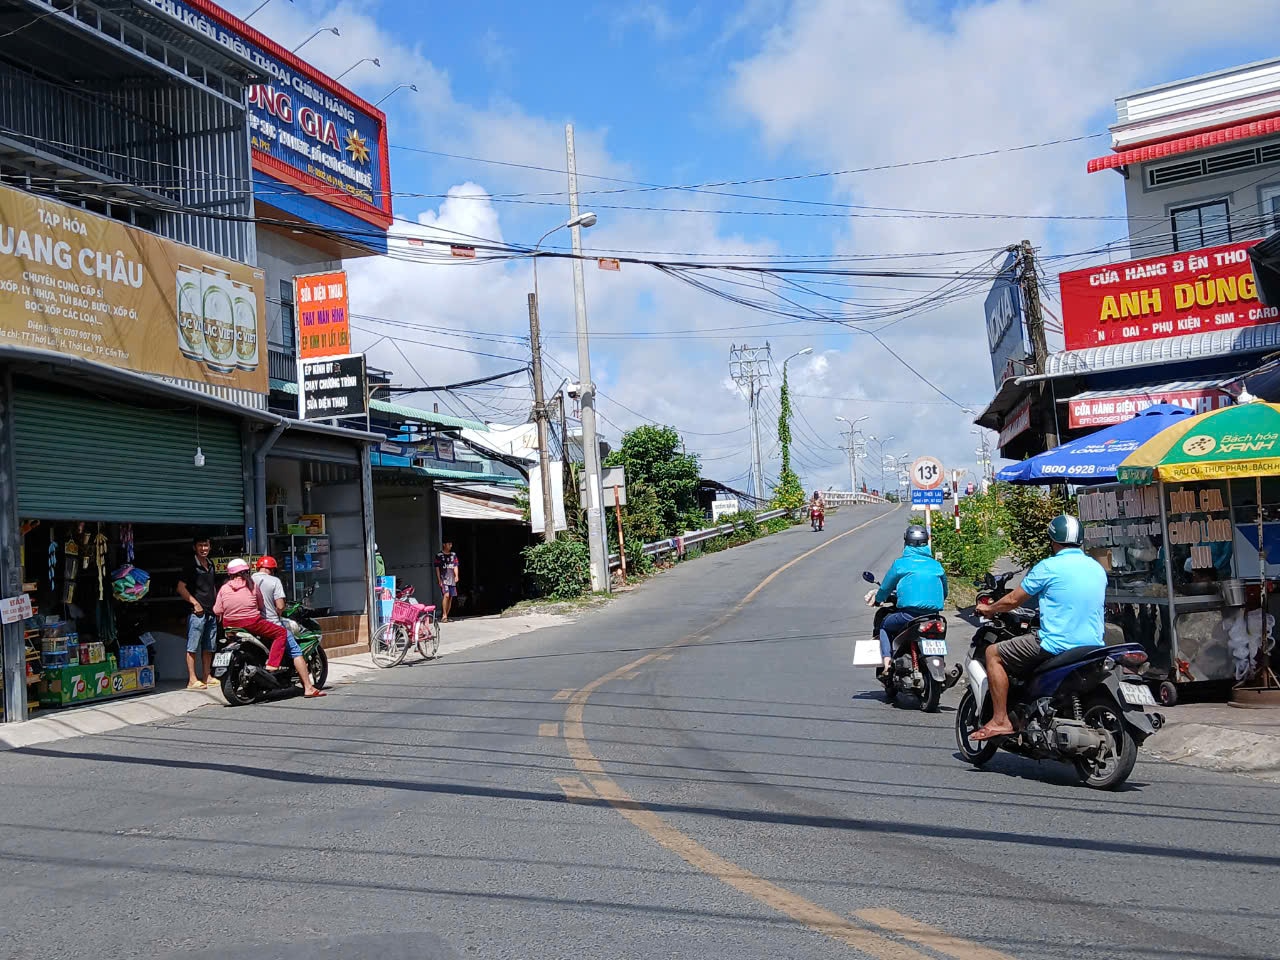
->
{"left": 1120, "top": 682, "right": 1155, "bottom": 706}
{"left": 212, "top": 652, "right": 232, "bottom": 669}
{"left": 919, "top": 640, "right": 947, "bottom": 656}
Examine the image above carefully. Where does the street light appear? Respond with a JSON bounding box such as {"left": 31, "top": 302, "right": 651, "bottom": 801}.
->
{"left": 292, "top": 26, "right": 339, "bottom": 53}
{"left": 868, "top": 434, "right": 895, "bottom": 493}
{"left": 374, "top": 83, "right": 418, "bottom": 107}
{"left": 527, "top": 212, "right": 597, "bottom": 543}
{"left": 782, "top": 346, "right": 812, "bottom": 369}
{"left": 335, "top": 57, "right": 380, "bottom": 80}
{"left": 835, "top": 415, "right": 869, "bottom": 495}
{"left": 243, "top": 0, "right": 291, "bottom": 22}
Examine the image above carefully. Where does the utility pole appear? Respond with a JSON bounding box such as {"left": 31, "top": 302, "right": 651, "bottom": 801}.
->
{"left": 557, "top": 392, "right": 569, "bottom": 468}
{"left": 729, "top": 343, "right": 772, "bottom": 504}
{"left": 527, "top": 293, "right": 556, "bottom": 542}
{"left": 1019, "top": 239, "right": 1058, "bottom": 449}
{"left": 566, "top": 123, "right": 609, "bottom": 593}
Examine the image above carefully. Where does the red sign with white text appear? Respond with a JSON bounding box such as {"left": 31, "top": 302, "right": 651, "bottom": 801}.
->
{"left": 1059, "top": 240, "right": 1273, "bottom": 350}
{"left": 1067, "top": 388, "right": 1234, "bottom": 429}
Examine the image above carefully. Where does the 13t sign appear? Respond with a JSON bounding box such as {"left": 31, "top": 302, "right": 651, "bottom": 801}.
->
{"left": 911, "top": 457, "right": 944, "bottom": 490}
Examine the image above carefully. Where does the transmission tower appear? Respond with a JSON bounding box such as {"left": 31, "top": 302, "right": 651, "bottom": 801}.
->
{"left": 729, "top": 343, "right": 773, "bottom": 503}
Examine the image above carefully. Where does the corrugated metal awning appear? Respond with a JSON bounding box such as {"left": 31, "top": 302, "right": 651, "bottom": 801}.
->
{"left": 1087, "top": 116, "right": 1280, "bottom": 172}
{"left": 1040, "top": 322, "right": 1280, "bottom": 379}
{"left": 439, "top": 491, "right": 526, "bottom": 523}
{"left": 1064, "top": 378, "right": 1239, "bottom": 402}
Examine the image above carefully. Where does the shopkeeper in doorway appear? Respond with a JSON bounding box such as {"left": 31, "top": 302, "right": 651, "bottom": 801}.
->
{"left": 176, "top": 533, "right": 218, "bottom": 690}
{"left": 435, "top": 541, "right": 460, "bottom": 623}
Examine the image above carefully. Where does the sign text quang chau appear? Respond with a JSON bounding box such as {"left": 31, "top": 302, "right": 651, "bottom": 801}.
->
{"left": 1058, "top": 240, "right": 1274, "bottom": 350}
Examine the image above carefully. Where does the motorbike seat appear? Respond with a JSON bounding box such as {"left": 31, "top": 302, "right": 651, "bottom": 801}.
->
{"left": 1032, "top": 643, "right": 1106, "bottom": 675}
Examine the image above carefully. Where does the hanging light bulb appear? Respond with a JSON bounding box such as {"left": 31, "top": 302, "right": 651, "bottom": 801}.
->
{"left": 194, "top": 446, "right": 205, "bottom": 468}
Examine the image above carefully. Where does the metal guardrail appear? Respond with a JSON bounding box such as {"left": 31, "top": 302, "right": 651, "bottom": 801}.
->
{"left": 608, "top": 508, "right": 789, "bottom": 570}
{"left": 823, "top": 491, "right": 890, "bottom": 506}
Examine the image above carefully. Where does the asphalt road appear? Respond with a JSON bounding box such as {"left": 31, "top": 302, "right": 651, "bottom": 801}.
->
{"left": 1, "top": 505, "right": 1277, "bottom": 960}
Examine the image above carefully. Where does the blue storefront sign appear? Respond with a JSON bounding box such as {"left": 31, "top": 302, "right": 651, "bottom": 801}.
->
{"left": 141, "top": 0, "right": 391, "bottom": 234}
{"left": 985, "top": 250, "right": 1029, "bottom": 388}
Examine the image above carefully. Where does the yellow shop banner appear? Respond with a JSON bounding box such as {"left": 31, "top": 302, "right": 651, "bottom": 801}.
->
{"left": 0, "top": 183, "right": 267, "bottom": 393}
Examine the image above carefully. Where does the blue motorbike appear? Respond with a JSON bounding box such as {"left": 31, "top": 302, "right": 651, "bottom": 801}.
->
{"left": 956, "top": 606, "right": 1164, "bottom": 790}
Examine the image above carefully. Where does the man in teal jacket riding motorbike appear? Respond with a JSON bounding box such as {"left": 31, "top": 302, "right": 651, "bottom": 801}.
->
{"left": 867, "top": 526, "right": 948, "bottom": 673}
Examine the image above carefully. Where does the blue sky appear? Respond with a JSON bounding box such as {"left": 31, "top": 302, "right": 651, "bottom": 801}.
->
{"left": 227, "top": 0, "right": 1280, "bottom": 493}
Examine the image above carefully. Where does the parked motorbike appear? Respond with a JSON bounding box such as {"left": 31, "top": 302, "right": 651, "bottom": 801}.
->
{"left": 213, "top": 586, "right": 329, "bottom": 706}
{"left": 862, "top": 571, "right": 961, "bottom": 712}
{"left": 955, "top": 604, "right": 1163, "bottom": 790}
{"left": 811, "top": 504, "right": 825, "bottom": 532}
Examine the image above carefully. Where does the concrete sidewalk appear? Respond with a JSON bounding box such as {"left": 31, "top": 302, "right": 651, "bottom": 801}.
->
{"left": 1149, "top": 702, "right": 1280, "bottom": 783}
{"left": 0, "top": 610, "right": 572, "bottom": 752}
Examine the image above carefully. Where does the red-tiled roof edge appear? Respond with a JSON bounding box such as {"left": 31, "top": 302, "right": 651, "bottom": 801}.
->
{"left": 1086, "top": 115, "right": 1280, "bottom": 173}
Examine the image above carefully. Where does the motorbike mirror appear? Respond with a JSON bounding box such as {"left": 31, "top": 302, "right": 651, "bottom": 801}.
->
{"left": 862, "top": 571, "right": 876, "bottom": 583}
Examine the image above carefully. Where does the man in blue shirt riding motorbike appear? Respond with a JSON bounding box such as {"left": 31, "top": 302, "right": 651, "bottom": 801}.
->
{"left": 971, "top": 514, "right": 1107, "bottom": 742}
{"left": 866, "top": 526, "right": 948, "bottom": 674}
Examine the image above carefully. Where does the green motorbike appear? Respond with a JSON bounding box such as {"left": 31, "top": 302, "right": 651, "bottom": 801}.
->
{"left": 213, "top": 588, "right": 329, "bottom": 706}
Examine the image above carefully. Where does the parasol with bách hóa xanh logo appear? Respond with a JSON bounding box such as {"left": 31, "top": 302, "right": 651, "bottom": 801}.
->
{"left": 1118, "top": 401, "right": 1280, "bottom": 693}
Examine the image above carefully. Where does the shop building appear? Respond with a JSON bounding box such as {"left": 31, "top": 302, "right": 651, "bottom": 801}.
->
{"left": 978, "top": 57, "right": 1280, "bottom": 457}
{"left": 0, "top": 1, "right": 383, "bottom": 722}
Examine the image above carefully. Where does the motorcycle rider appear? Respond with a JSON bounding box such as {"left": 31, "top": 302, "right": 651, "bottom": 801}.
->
{"left": 810, "top": 490, "right": 825, "bottom": 527}
{"left": 253, "top": 556, "right": 324, "bottom": 698}
{"left": 866, "top": 526, "right": 947, "bottom": 674}
{"left": 971, "top": 514, "right": 1106, "bottom": 741}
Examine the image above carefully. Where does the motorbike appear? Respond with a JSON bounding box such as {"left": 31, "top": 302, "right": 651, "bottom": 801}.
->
{"left": 955, "top": 604, "right": 1164, "bottom": 790}
{"left": 862, "top": 571, "right": 961, "bottom": 712}
{"left": 213, "top": 586, "right": 329, "bottom": 706}
{"left": 975, "top": 570, "right": 1020, "bottom": 606}
{"left": 811, "top": 504, "right": 825, "bottom": 532}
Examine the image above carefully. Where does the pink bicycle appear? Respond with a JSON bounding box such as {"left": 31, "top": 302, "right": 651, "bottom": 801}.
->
{"left": 371, "top": 595, "right": 440, "bottom": 668}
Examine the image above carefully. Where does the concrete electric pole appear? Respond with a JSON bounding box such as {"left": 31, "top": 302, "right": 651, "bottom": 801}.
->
{"left": 565, "top": 123, "right": 609, "bottom": 593}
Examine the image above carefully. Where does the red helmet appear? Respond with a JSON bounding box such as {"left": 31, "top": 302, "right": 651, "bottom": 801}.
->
{"left": 255, "top": 555, "right": 278, "bottom": 571}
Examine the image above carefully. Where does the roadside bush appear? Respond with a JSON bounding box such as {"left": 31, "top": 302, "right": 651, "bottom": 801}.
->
{"left": 763, "top": 516, "right": 791, "bottom": 534}
{"left": 522, "top": 537, "right": 591, "bottom": 599}
{"left": 1001, "top": 483, "right": 1077, "bottom": 568}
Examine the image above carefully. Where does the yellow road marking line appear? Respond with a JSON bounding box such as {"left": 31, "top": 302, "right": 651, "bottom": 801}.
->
{"left": 552, "top": 689, "right": 574, "bottom": 701}
{"left": 554, "top": 776, "right": 597, "bottom": 804}
{"left": 622, "top": 670, "right": 642, "bottom": 680}
{"left": 656, "top": 653, "right": 674, "bottom": 661}
{"left": 538, "top": 722, "right": 559, "bottom": 738}
{"left": 856, "top": 909, "right": 1020, "bottom": 960}
{"left": 562, "top": 509, "right": 916, "bottom": 953}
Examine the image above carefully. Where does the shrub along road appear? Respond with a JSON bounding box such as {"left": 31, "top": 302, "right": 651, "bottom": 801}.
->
{"left": 0, "top": 506, "right": 1276, "bottom": 959}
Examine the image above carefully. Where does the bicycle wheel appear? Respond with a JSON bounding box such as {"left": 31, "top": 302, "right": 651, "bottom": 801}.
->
{"left": 415, "top": 615, "right": 440, "bottom": 660}
{"left": 370, "top": 622, "right": 410, "bottom": 668}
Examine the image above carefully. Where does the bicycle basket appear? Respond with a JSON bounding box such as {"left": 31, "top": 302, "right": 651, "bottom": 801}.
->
{"left": 390, "top": 600, "right": 419, "bottom": 625}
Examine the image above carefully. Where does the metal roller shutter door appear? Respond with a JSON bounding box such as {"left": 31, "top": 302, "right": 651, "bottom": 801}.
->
{"left": 13, "top": 386, "right": 245, "bottom": 525}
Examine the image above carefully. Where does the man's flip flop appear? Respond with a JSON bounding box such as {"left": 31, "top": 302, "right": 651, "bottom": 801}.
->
{"left": 970, "top": 726, "right": 1014, "bottom": 742}
{"left": 304, "top": 690, "right": 327, "bottom": 698}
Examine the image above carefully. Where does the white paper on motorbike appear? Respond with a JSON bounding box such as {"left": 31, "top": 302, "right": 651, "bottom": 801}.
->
{"left": 852, "top": 638, "right": 882, "bottom": 666}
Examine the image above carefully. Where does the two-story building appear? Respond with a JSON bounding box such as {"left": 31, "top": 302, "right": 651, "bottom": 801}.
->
{"left": 978, "top": 57, "right": 1280, "bottom": 457}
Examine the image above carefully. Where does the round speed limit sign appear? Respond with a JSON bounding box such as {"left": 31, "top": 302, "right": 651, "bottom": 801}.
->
{"left": 911, "top": 456, "right": 944, "bottom": 490}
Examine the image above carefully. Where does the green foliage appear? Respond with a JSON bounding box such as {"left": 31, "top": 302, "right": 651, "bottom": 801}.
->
{"left": 514, "top": 488, "right": 530, "bottom": 524}
{"left": 604, "top": 425, "right": 701, "bottom": 536}
{"left": 680, "top": 506, "right": 709, "bottom": 534}
{"left": 522, "top": 536, "right": 591, "bottom": 599}
{"left": 763, "top": 516, "right": 792, "bottom": 534}
{"left": 1001, "top": 483, "right": 1077, "bottom": 568}
{"left": 928, "top": 491, "right": 1009, "bottom": 583}
{"left": 609, "top": 479, "right": 664, "bottom": 579}
{"left": 772, "top": 369, "right": 806, "bottom": 510}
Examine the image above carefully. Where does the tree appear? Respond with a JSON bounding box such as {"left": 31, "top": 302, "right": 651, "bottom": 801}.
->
{"left": 772, "top": 366, "right": 805, "bottom": 510}
{"left": 604, "top": 425, "right": 700, "bottom": 536}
